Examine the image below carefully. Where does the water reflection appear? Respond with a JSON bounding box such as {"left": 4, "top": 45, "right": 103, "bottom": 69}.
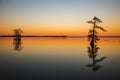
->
{"left": 13, "top": 38, "right": 23, "bottom": 51}
{"left": 86, "top": 43, "right": 106, "bottom": 71}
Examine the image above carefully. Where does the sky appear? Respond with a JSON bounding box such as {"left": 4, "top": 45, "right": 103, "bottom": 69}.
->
{"left": 0, "top": 0, "right": 120, "bottom": 36}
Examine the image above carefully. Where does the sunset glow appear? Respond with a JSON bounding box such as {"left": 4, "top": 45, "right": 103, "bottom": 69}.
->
{"left": 0, "top": 0, "right": 120, "bottom": 36}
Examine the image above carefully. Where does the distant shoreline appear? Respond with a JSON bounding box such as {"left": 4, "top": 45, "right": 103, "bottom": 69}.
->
{"left": 0, "top": 35, "right": 120, "bottom": 38}
{"left": 0, "top": 35, "right": 68, "bottom": 37}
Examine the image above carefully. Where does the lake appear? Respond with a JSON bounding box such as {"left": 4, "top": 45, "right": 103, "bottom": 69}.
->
{"left": 0, "top": 37, "right": 120, "bottom": 80}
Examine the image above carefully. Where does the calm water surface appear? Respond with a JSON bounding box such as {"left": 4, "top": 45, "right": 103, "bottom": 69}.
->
{"left": 0, "top": 37, "right": 120, "bottom": 80}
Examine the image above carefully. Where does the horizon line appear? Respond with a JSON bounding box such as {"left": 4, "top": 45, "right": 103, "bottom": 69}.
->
{"left": 0, "top": 35, "right": 120, "bottom": 38}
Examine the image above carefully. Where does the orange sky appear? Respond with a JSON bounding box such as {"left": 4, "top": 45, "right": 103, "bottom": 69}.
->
{"left": 0, "top": 0, "right": 120, "bottom": 36}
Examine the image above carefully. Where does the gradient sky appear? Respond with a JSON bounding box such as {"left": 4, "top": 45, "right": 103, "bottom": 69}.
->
{"left": 0, "top": 0, "right": 120, "bottom": 36}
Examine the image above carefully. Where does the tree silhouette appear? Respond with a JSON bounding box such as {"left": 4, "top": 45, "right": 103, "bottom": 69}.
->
{"left": 86, "top": 17, "right": 107, "bottom": 71}
{"left": 87, "top": 16, "right": 107, "bottom": 47}
{"left": 13, "top": 29, "right": 23, "bottom": 40}
{"left": 13, "top": 29, "right": 23, "bottom": 51}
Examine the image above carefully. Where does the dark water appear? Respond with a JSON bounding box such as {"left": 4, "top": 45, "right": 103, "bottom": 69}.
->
{"left": 0, "top": 37, "right": 120, "bottom": 80}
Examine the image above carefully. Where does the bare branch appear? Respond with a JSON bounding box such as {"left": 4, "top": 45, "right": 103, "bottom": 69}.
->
{"left": 87, "top": 21, "right": 94, "bottom": 24}
{"left": 95, "top": 26, "right": 107, "bottom": 32}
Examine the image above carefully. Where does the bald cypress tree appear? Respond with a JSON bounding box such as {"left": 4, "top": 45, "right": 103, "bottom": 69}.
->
{"left": 87, "top": 16, "right": 106, "bottom": 47}
{"left": 13, "top": 29, "right": 23, "bottom": 51}
{"left": 13, "top": 29, "right": 23, "bottom": 40}
{"left": 86, "top": 17, "right": 107, "bottom": 71}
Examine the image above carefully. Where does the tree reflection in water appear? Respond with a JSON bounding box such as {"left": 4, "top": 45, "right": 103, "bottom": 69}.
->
{"left": 13, "top": 38, "right": 23, "bottom": 51}
{"left": 86, "top": 43, "right": 106, "bottom": 71}
{"left": 13, "top": 29, "right": 23, "bottom": 51}
{"left": 86, "top": 17, "right": 107, "bottom": 71}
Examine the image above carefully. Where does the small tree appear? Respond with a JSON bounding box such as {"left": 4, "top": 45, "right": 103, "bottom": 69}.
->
{"left": 13, "top": 29, "right": 23, "bottom": 40}
{"left": 87, "top": 16, "right": 106, "bottom": 47}
{"left": 86, "top": 17, "right": 107, "bottom": 71}
{"left": 13, "top": 28, "right": 23, "bottom": 51}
